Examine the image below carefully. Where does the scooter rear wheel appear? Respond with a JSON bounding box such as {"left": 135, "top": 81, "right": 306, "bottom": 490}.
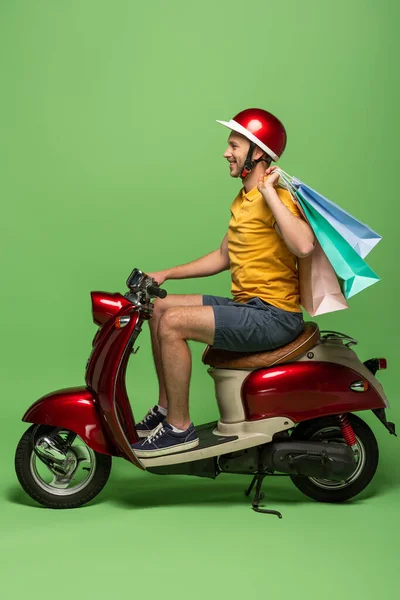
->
{"left": 289, "top": 414, "right": 379, "bottom": 503}
{"left": 15, "top": 425, "right": 112, "bottom": 509}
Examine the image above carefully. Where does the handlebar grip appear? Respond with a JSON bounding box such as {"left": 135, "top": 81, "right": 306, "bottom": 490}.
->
{"left": 147, "top": 284, "right": 167, "bottom": 299}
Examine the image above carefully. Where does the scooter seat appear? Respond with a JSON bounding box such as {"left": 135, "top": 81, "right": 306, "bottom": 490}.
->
{"left": 202, "top": 321, "right": 320, "bottom": 369}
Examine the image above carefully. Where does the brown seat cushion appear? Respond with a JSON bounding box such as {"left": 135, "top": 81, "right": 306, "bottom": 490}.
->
{"left": 202, "top": 322, "right": 320, "bottom": 369}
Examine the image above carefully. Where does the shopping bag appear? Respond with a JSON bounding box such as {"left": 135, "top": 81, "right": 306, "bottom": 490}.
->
{"left": 293, "top": 196, "right": 349, "bottom": 316}
{"left": 298, "top": 194, "right": 380, "bottom": 299}
{"left": 292, "top": 180, "right": 381, "bottom": 259}
{"left": 298, "top": 243, "right": 349, "bottom": 316}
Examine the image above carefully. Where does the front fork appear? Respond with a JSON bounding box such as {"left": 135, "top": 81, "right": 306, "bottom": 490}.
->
{"left": 33, "top": 426, "right": 80, "bottom": 483}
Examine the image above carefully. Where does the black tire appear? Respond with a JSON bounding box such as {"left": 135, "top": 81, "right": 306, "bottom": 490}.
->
{"left": 15, "top": 425, "right": 112, "bottom": 509}
{"left": 290, "top": 414, "right": 379, "bottom": 503}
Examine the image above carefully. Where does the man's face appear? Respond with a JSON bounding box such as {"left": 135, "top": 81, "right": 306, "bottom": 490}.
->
{"left": 223, "top": 132, "right": 250, "bottom": 178}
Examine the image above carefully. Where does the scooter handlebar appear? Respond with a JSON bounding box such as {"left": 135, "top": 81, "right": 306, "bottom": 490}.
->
{"left": 125, "top": 268, "right": 167, "bottom": 299}
{"left": 147, "top": 283, "right": 167, "bottom": 299}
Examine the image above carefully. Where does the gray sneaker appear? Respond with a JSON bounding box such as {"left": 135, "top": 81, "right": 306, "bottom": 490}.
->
{"left": 135, "top": 406, "right": 166, "bottom": 438}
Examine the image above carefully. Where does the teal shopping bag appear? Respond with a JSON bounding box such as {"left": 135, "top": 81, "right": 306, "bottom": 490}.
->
{"left": 297, "top": 192, "right": 380, "bottom": 299}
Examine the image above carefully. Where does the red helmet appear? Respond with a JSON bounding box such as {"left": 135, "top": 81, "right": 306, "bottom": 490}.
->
{"left": 216, "top": 108, "right": 287, "bottom": 161}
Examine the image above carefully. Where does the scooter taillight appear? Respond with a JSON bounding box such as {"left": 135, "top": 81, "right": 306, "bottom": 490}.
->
{"left": 91, "top": 291, "right": 131, "bottom": 326}
{"left": 364, "top": 357, "right": 388, "bottom": 375}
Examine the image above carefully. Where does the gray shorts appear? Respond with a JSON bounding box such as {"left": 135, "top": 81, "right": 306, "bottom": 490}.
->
{"left": 203, "top": 295, "right": 304, "bottom": 353}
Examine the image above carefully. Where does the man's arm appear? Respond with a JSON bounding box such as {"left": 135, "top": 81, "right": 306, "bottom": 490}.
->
{"left": 273, "top": 214, "right": 315, "bottom": 258}
{"left": 258, "top": 169, "right": 315, "bottom": 258}
{"left": 150, "top": 235, "right": 230, "bottom": 284}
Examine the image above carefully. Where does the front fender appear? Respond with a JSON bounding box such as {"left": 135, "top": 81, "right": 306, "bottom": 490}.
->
{"left": 22, "top": 386, "right": 118, "bottom": 456}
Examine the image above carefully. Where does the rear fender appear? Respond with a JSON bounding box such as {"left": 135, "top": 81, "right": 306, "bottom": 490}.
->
{"left": 22, "top": 387, "right": 119, "bottom": 456}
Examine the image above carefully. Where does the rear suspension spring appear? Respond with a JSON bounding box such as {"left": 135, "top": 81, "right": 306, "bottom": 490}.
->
{"left": 338, "top": 414, "right": 357, "bottom": 447}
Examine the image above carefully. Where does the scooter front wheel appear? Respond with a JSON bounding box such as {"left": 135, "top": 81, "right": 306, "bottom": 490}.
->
{"left": 289, "top": 414, "right": 379, "bottom": 503}
{"left": 15, "top": 425, "right": 112, "bottom": 509}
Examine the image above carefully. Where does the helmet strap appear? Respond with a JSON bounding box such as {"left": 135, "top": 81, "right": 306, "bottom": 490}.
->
{"left": 240, "top": 142, "right": 271, "bottom": 179}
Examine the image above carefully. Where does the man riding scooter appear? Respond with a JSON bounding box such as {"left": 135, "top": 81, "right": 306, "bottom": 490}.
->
{"left": 131, "top": 108, "right": 315, "bottom": 458}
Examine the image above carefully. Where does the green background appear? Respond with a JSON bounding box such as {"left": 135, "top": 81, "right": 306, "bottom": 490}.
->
{"left": 1, "top": 0, "right": 398, "bottom": 597}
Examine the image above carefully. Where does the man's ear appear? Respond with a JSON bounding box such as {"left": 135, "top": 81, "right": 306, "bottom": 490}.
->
{"left": 253, "top": 145, "right": 264, "bottom": 161}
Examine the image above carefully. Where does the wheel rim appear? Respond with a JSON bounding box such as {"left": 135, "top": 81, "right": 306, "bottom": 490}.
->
{"left": 307, "top": 426, "right": 366, "bottom": 490}
{"left": 30, "top": 431, "right": 97, "bottom": 496}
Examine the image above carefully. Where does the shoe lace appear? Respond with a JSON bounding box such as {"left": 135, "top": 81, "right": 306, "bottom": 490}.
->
{"left": 143, "top": 423, "right": 165, "bottom": 445}
{"left": 142, "top": 408, "right": 156, "bottom": 423}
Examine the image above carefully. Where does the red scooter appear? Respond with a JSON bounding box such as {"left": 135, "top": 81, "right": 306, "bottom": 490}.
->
{"left": 15, "top": 268, "right": 396, "bottom": 517}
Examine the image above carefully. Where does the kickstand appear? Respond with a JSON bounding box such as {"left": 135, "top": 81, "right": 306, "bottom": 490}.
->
{"left": 245, "top": 475, "right": 282, "bottom": 518}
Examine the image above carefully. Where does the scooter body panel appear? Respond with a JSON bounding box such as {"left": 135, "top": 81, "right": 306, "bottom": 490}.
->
{"left": 91, "top": 291, "right": 132, "bottom": 326}
{"left": 22, "top": 387, "right": 118, "bottom": 455}
{"left": 243, "top": 361, "right": 386, "bottom": 422}
{"left": 85, "top": 298, "right": 145, "bottom": 468}
{"left": 140, "top": 417, "right": 296, "bottom": 468}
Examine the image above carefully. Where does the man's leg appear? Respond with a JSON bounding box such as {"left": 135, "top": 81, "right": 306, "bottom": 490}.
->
{"left": 149, "top": 295, "right": 204, "bottom": 408}
{"left": 131, "top": 304, "right": 215, "bottom": 456}
{"left": 157, "top": 306, "right": 215, "bottom": 429}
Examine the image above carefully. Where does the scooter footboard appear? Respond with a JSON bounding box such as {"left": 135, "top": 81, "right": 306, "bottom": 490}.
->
{"left": 22, "top": 386, "right": 118, "bottom": 456}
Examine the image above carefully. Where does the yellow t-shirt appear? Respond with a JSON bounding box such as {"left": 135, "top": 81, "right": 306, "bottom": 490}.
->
{"left": 228, "top": 183, "right": 302, "bottom": 312}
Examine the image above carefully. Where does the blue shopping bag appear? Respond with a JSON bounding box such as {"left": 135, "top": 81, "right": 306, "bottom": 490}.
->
{"left": 291, "top": 179, "right": 381, "bottom": 259}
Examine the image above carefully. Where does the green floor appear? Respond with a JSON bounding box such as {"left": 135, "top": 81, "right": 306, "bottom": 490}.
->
{"left": 1, "top": 424, "right": 399, "bottom": 600}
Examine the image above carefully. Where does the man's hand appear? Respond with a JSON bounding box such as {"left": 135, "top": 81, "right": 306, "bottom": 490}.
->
{"left": 257, "top": 166, "right": 315, "bottom": 258}
{"left": 147, "top": 271, "right": 168, "bottom": 286}
{"left": 257, "top": 165, "right": 280, "bottom": 197}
